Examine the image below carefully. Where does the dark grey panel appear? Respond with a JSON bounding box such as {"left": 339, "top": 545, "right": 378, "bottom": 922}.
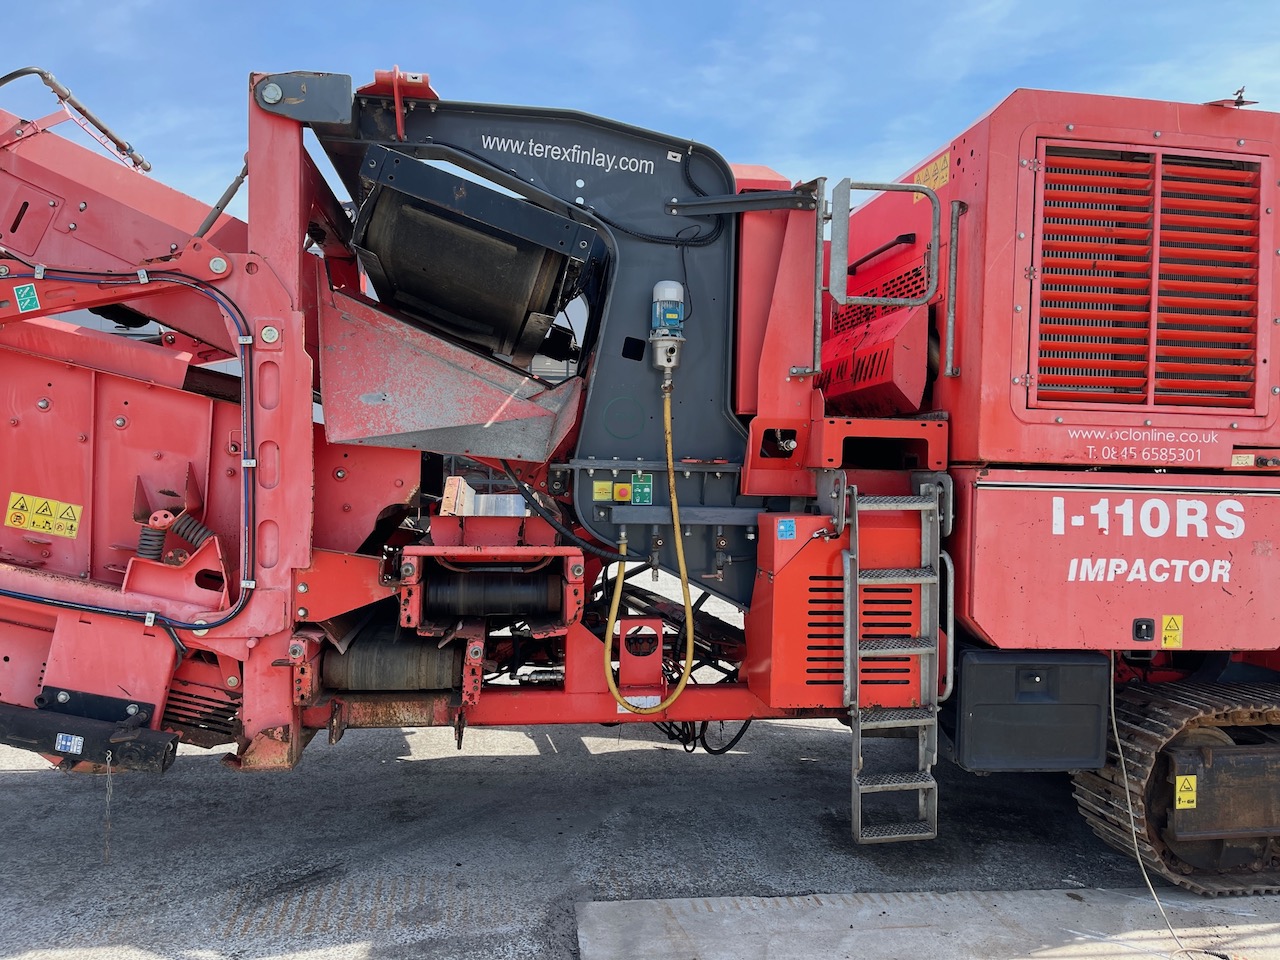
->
{"left": 314, "top": 97, "right": 766, "bottom": 604}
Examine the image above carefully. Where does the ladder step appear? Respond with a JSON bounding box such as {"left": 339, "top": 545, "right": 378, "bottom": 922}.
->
{"left": 856, "top": 771, "right": 936, "bottom": 794}
{"left": 859, "top": 706, "right": 935, "bottom": 729}
{"left": 857, "top": 495, "right": 935, "bottom": 511}
{"left": 858, "top": 637, "right": 935, "bottom": 657}
{"left": 858, "top": 567, "right": 937, "bottom": 584}
{"left": 858, "top": 820, "right": 937, "bottom": 843}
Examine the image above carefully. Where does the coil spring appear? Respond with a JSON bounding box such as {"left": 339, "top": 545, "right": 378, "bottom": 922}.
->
{"left": 136, "top": 525, "right": 167, "bottom": 561}
{"left": 171, "top": 513, "right": 214, "bottom": 547}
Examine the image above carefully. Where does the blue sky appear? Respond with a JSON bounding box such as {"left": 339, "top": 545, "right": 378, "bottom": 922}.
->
{"left": 3, "top": 1, "right": 1278, "bottom": 216}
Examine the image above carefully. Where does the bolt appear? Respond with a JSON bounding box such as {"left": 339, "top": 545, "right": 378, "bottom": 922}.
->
{"left": 163, "top": 333, "right": 177, "bottom": 344}
{"left": 226, "top": 676, "right": 240, "bottom": 688}
{"left": 78, "top": 202, "right": 86, "bottom": 212}
{"left": 0, "top": 265, "right": 7, "bottom": 277}
{"left": 68, "top": 223, "right": 76, "bottom": 231}
{"left": 400, "top": 562, "right": 415, "bottom": 578}
{"left": 1017, "top": 232, "right": 1025, "bottom": 240}
{"left": 1238, "top": 139, "right": 1246, "bottom": 146}
{"left": 114, "top": 416, "right": 127, "bottom": 428}
{"left": 56, "top": 691, "right": 70, "bottom": 704}
{"left": 78, "top": 434, "right": 87, "bottom": 442}
{"left": 261, "top": 82, "right": 284, "bottom": 104}
{"left": 1231, "top": 422, "right": 1239, "bottom": 429}
{"left": 1144, "top": 420, "right": 1152, "bottom": 426}
{"left": 1153, "top": 131, "right": 1162, "bottom": 138}
{"left": 1066, "top": 123, "right": 1075, "bottom": 131}
{"left": 570, "top": 563, "right": 585, "bottom": 578}
{"left": 192, "top": 619, "right": 209, "bottom": 637}
{"left": 288, "top": 642, "right": 304, "bottom": 658}
{"left": 1055, "top": 417, "right": 1063, "bottom": 424}
{"left": 1014, "top": 305, "right": 1023, "bottom": 312}
{"left": 261, "top": 325, "right": 280, "bottom": 344}
{"left": 225, "top": 468, "right": 236, "bottom": 477}
{"left": 1020, "top": 159, "right": 1028, "bottom": 167}
{"left": 334, "top": 468, "right": 347, "bottom": 480}
{"left": 170, "top": 242, "right": 179, "bottom": 252}
{"left": 209, "top": 256, "right": 228, "bottom": 274}
{"left": 1012, "top": 377, "right": 1022, "bottom": 385}
{"left": 154, "top": 451, "right": 163, "bottom": 460}
{"left": 468, "top": 646, "right": 483, "bottom": 660}
{"left": 126, "top": 704, "right": 139, "bottom": 716}
{"left": 7, "top": 418, "right": 16, "bottom": 426}
{"left": 297, "top": 607, "right": 309, "bottom": 618}
{"left": 297, "top": 582, "right": 309, "bottom": 594}
{"left": 1272, "top": 386, "right": 1279, "bottom": 395}
{"left": 36, "top": 398, "right": 49, "bottom": 410}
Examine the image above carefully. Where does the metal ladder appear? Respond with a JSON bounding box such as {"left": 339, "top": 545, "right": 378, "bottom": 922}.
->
{"left": 842, "top": 479, "right": 951, "bottom": 843}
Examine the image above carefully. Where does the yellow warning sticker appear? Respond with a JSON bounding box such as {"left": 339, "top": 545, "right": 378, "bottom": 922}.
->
{"left": 1176, "top": 774, "right": 1197, "bottom": 810}
{"left": 1161, "top": 614, "right": 1184, "bottom": 650}
{"left": 592, "top": 480, "right": 614, "bottom": 502}
{"left": 913, "top": 152, "right": 950, "bottom": 202}
{"left": 5, "top": 491, "right": 83, "bottom": 539}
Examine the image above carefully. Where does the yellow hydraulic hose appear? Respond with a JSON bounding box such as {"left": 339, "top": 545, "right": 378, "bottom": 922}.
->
{"left": 604, "top": 381, "right": 695, "bottom": 715}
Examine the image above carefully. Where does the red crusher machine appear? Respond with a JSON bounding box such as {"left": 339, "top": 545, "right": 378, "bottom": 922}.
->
{"left": 0, "top": 67, "right": 1278, "bottom": 894}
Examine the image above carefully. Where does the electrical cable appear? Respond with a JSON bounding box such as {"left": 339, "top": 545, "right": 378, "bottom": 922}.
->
{"left": 500, "top": 460, "right": 629, "bottom": 563}
{"left": 0, "top": 253, "right": 258, "bottom": 634}
{"left": 1108, "top": 652, "right": 1230, "bottom": 960}
{"left": 603, "top": 380, "right": 695, "bottom": 716}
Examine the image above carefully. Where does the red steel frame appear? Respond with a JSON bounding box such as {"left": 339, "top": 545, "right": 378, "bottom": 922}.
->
{"left": 0, "top": 73, "right": 907, "bottom": 772}
{"left": 7, "top": 74, "right": 1276, "bottom": 774}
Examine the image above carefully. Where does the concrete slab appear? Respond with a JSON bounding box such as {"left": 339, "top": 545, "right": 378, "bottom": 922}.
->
{"left": 577, "top": 888, "right": 1280, "bottom": 960}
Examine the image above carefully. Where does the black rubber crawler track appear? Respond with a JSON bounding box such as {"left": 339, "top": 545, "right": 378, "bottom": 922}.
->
{"left": 1072, "top": 681, "right": 1280, "bottom": 896}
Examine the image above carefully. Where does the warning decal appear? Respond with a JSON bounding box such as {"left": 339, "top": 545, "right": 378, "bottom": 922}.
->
{"left": 1176, "top": 774, "right": 1197, "bottom": 810}
{"left": 912, "top": 153, "right": 950, "bottom": 202}
{"left": 5, "top": 491, "right": 83, "bottom": 539}
{"left": 1161, "top": 614, "right": 1184, "bottom": 650}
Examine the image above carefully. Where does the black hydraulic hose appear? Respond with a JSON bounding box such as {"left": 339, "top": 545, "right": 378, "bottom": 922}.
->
{"left": 0, "top": 67, "right": 150, "bottom": 170}
{"left": 698, "top": 718, "right": 752, "bottom": 755}
{"left": 499, "top": 461, "right": 629, "bottom": 563}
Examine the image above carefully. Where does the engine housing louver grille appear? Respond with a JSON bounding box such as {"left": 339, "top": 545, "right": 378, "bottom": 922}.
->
{"left": 1033, "top": 144, "right": 1261, "bottom": 410}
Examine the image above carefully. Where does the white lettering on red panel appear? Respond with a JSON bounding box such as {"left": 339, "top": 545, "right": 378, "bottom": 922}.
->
{"left": 1051, "top": 496, "right": 1244, "bottom": 583}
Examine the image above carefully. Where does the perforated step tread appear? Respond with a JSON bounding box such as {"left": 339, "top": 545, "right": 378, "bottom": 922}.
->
{"left": 858, "top": 567, "right": 937, "bottom": 584}
{"left": 856, "top": 771, "right": 936, "bottom": 793}
{"left": 858, "top": 706, "right": 935, "bottom": 729}
{"left": 858, "top": 637, "right": 935, "bottom": 656}
{"left": 857, "top": 495, "right": 935, "bottom": 511}
{"left": 858, "top": 819, "right": 936, "bottom": 843}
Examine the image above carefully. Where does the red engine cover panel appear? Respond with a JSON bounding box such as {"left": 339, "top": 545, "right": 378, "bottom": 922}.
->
{"left": 843, "top": 90, "right": 1280, "bottom": 469}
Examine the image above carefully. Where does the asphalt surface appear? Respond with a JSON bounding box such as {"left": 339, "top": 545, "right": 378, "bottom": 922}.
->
{"left": 0, "top": 718, "right": 1143, "bottom": 959}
